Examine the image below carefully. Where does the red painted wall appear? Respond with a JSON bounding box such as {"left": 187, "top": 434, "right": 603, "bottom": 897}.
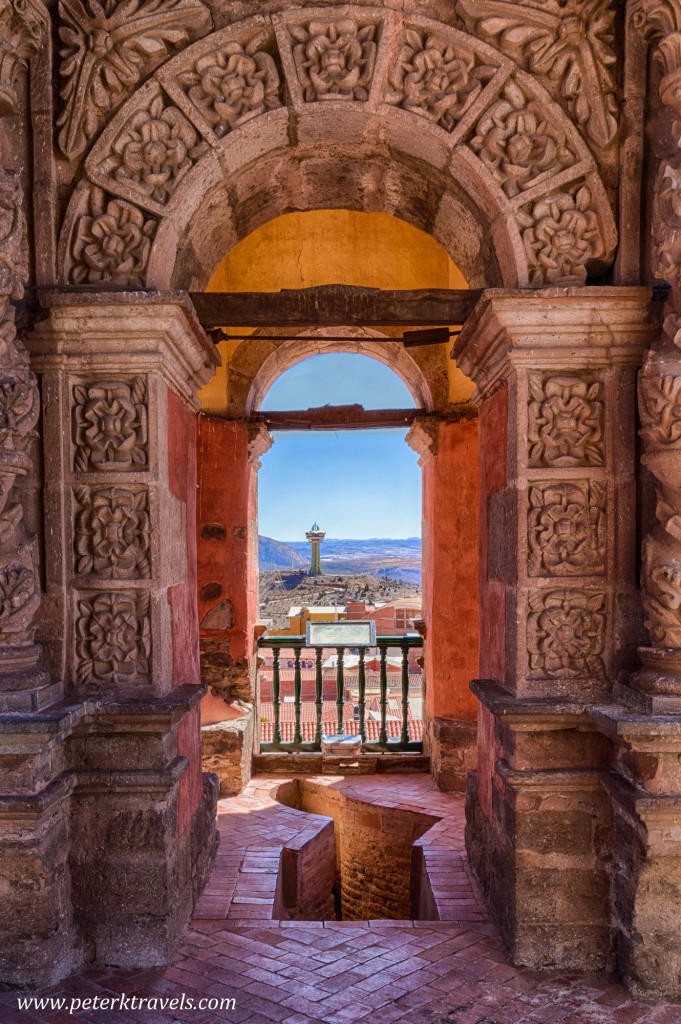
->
{"left": 167, "top": 389, "right": 200, "bottom": 687}
{"left": 423, "top": 419, "right": 480, "bottom": 724}
{"left": 476, "top": 382, "right": 509, "bottom": 820}
{"left": 197, "top": 417, "right": 258, "bottom": 724}
{"left": 166, "top": 390, "right": 202, "bottom": 834}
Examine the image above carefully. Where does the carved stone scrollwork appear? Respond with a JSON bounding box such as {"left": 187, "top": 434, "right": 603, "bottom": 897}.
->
{"left": 528, "top": 373, "right": 605, "bottom": 467}
{"left": 527, "top": 588, "right": 606, "bottom": 678}
{"left": 57, "top": 0, "right": 211, "bottom": 160}
{"left": 456, "top": 0, "right": 619, "bottom": 152}
{"left": 470, "top": 79, "right": 577, "bottom": 198}
{"left": 0, "top": 0, "right": 47, "bottom": 117}
{"left": 528, "top": 480, "right": 606, "bottom": 577}
{"left": 247, "top": 421, "right": 274, "bottom": 470}
{"left": 288, "top": 18, "right": 378, "bottom": 102}
{"left": 74, "top": 486, "right": 151, "bottom": 579}
{"left": 76, "top": 590, "right": 151, "bottom": 688}
{"left": 386, "top": 27, "right": 496, "bottom": 132}
{"left": 69, "top": 186, "right": 157, "bottom": 287}
{"left": 518, "top": 183, "right": 606, "bottom": 285}
{"left": 177, "top": 30, "right": 282, "bottom": 138}
{"left": 72, "top": 377, "right": 148, "bottom": 472}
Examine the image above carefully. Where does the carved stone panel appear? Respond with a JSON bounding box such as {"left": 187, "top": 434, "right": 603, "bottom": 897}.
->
{"left": 74, "top": 486, "right": 151, "bottom": 579}
{"left": 72, "top": 377, "right": 148, "bottom": 472}
{"left": 456, "top": 0, "right": 619, "bottom": 153}
{"left": 528, "top": 373, "right": 605, "bottom": 467}
{"left": 528, "top": 480, "right": 606, "bottom": 577}
{"left": 287, "top": 17, "right": 378, "bottom": 102}
{"left": 527, "top": 587, "right": 606, "bottom": 678}
{"left": 175, "top": 27, "right": 282, "bottom": 140}
{"left": 639, "top": 373, "right": 681, "bottom": 449}
{"left": 89, "top": 87, "right": 208, "bottom": 212}
{"left": 386, "top": 26, "right": 497, "bottom": 133}
{"left": 75, "top": 590, "right": 151, "bottom": 688}
{"left": 57, "top": 0, "right": 211, "bottom": 160}
{"left": 470, "top": 79, "right": 578, "bottom": 198}
{"left": 68, "top": 186, "right": 157, "bottom": 287}
{"left": 518, "top": 183, "right": 606, "bottom": 286}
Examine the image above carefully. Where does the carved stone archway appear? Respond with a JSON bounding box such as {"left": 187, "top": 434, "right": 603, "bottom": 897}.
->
{"left": 55, "top": 8, "right": 617, "bottom": 295}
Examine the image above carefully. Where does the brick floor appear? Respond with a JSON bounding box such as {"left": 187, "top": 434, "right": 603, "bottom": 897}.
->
{"left": 3, "top": 773, "right": 681, "bottom": 1023}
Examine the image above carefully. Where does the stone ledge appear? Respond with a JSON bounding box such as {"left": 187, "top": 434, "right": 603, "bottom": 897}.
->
{"left": 471, "top": 679, "right": 590, "bottom": 723}
{"left": 496, "top": 758, "right": 604, "bottom": 792}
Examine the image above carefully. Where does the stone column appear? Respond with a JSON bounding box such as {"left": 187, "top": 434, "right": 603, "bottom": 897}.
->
{"left": 407, "top": 412, "right": 479, "bottom": 792}
{"left": 24, "top": 293, "right": 220, "bottom": 970}
{"left": 455, "top": 287, "right": 654, "bottom": 972}
{"left": 591, "top": 2, "right": 681, "bottom": 996}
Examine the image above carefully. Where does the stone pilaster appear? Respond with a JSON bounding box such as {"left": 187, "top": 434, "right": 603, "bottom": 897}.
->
{"left": 20, "top": 293, "right": 220, "bottom": 971}
{"left": 455, "top": 287, "right": 654, "bottom": 971}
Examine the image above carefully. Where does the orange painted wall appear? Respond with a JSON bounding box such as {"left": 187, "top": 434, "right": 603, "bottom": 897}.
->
{"left": 423, "top": 419, "right": 480, "bottom": 723}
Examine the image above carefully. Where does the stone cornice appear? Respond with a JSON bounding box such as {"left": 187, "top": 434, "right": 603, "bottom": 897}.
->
{"left": 455, "top": 287, "right": 657, "bottom": 401}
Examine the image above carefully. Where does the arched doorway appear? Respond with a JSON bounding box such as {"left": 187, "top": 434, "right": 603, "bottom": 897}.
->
{"left": 196, "top": 210, "right": 480, "bottom": 789}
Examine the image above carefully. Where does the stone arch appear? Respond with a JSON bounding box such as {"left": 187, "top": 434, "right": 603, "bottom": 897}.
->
{"left": 56, "top": 8, "right": 617, "bottom": 293}
{"left": 226, "top": 327, "right": 439, "bottom": 418}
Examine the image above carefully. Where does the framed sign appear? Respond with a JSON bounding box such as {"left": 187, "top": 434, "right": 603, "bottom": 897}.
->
{"left": 305, "top": 619, "right": 376, "bottom": 647}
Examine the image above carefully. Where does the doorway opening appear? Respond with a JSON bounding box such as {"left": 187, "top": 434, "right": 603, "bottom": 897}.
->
{"left": 256, "top": 352, "right": 424, "bottom": 752}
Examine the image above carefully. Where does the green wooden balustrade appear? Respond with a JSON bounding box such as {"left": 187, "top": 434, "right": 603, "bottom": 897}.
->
{"left": 257, "top": 634, "right": 423, "bottom": 753}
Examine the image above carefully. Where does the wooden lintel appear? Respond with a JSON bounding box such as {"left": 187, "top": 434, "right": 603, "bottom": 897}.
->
{"left": 190, "top": 284, "right": 482, "bottom": 328}
{"left": 251, "top": 405, "right": 423, "bottom": 430}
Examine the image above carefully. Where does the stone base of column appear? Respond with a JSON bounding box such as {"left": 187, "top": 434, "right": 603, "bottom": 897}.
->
{"left": 593, "top": 705, "right": 681, "bottom": 997}
{"left": 425, "top": 715, "right": 477, "bottom": 792}
{"left": 71, "top": 765, "right": 218, "bottom": 968}
{"left": 0, "top": 776, "right": 83, "bottom": 988}
{"left": 0, "top": 690, "right": 219, "bottom": 984}
{"left": 466, "top": 680, "right": 613, "bottom": 972}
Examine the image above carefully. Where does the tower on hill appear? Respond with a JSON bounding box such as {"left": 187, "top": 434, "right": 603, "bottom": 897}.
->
{"left": 306, "top": 522, "right": 325, "bottom": 576}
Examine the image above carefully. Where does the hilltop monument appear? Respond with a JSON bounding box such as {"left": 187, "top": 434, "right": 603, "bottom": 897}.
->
{"left": 306, "top": 522, "right": 325, "bottom": 576}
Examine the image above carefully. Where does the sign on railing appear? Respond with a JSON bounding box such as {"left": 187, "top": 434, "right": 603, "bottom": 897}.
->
{"left": 257, "top": 631, "right": 423, "bottom": 754}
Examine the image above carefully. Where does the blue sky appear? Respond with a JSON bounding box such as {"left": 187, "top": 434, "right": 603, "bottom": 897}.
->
{"left": 258, "top": 354, "right": 421, "bottom": 541}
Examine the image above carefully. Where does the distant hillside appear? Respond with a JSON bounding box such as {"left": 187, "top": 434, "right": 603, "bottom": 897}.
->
{"left": 284, "top": 537, "right": 422, "bottom": 561}
{"left": 258, "top": 536, "right": 307, "bottom": 571}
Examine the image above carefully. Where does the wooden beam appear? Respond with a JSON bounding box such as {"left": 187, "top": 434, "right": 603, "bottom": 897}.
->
{"left": 190, "top": 284, "right": 482, "bottom": 328}
{"left": 251, "top": 405, "right": 422, "bottom": 430}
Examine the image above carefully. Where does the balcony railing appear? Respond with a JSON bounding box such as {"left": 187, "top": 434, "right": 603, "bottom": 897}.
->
{"left": 257, "top": 634, "right": 423, "bottom": 753}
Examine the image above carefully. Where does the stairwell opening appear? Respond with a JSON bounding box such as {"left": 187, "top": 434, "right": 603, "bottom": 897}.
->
{"left": 275, "top": 779, "right": 439, "bottom": 921}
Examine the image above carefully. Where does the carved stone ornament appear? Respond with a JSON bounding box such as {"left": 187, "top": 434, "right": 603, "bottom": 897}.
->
{"left": 0, "top": 0, "right": 47, "bottom": 116}
{"left": 642, "top": 535, "right": 681, "bottom": 648}
{"left": 70, "top": 186, "right": 156, "bottom": 286}
{"left": 76, "top": 590, "right": 151, "bottom": 687}
{"left": 289, "top": 18, "right": 378, "bottom": 102}
{"left": 386, "top": 27, "right": 496, "bottom": 132}
{"left": 519, "top": 184, "right": 605, "bottom": 285}
{"left": 100, "top": 92, "right": 207, "bottom": 207}
{"left": 639, "top": 372, "right": 681, "bottom": 449}
{"left": 528, "top": 480, "right": 606, "bottom": 577}
{"left": 247, "top": 421, "right": 274, "bottom": 470}
{"left": 74, "top": 486, "right": 151, "bottom": 578}
{"left": 456, "top": 0, "right": 618, "bottom": 151}
{"left": 528, "top": 373, "right": 605, "bottom": 467}
{"left": 177, "top": 29, "right": 282, "bottom": 138}
{"left": 471, "top": 79, "right": 577, "bottom": 198}
{"left": 73, "top": 377, "right": 148, "bottom": 471}
{"left": 57, "top": 0, "right": 211, "bottom": 160}
{"left": 527, "top": 588, "right": 606, "bottom": 678}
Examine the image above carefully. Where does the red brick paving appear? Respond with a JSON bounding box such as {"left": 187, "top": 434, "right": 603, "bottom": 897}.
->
{"left": 3, "top": 773, "right": 681, "bottom": 1023}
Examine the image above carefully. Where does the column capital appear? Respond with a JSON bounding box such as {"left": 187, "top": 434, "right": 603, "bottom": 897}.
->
{"left": 29, "top": 291, "right": 219, "bottom": 409}
{"left": 405, "top": 416, "right": 439, "bottom": 467}
{"left": 455, "top": 287, "right": 657, "bottom": 402}
{"left": 247, "top": 421, "right": 274, "bottom": 470}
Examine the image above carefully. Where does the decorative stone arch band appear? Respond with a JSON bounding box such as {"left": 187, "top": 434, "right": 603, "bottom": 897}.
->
{"left": 57, "top": 8, "right": 617, "bottom": 293}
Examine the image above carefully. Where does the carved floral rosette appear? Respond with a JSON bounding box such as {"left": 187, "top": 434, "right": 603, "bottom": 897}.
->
{"left": 57, "top": 7, "right": 617, "bottom": 291}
